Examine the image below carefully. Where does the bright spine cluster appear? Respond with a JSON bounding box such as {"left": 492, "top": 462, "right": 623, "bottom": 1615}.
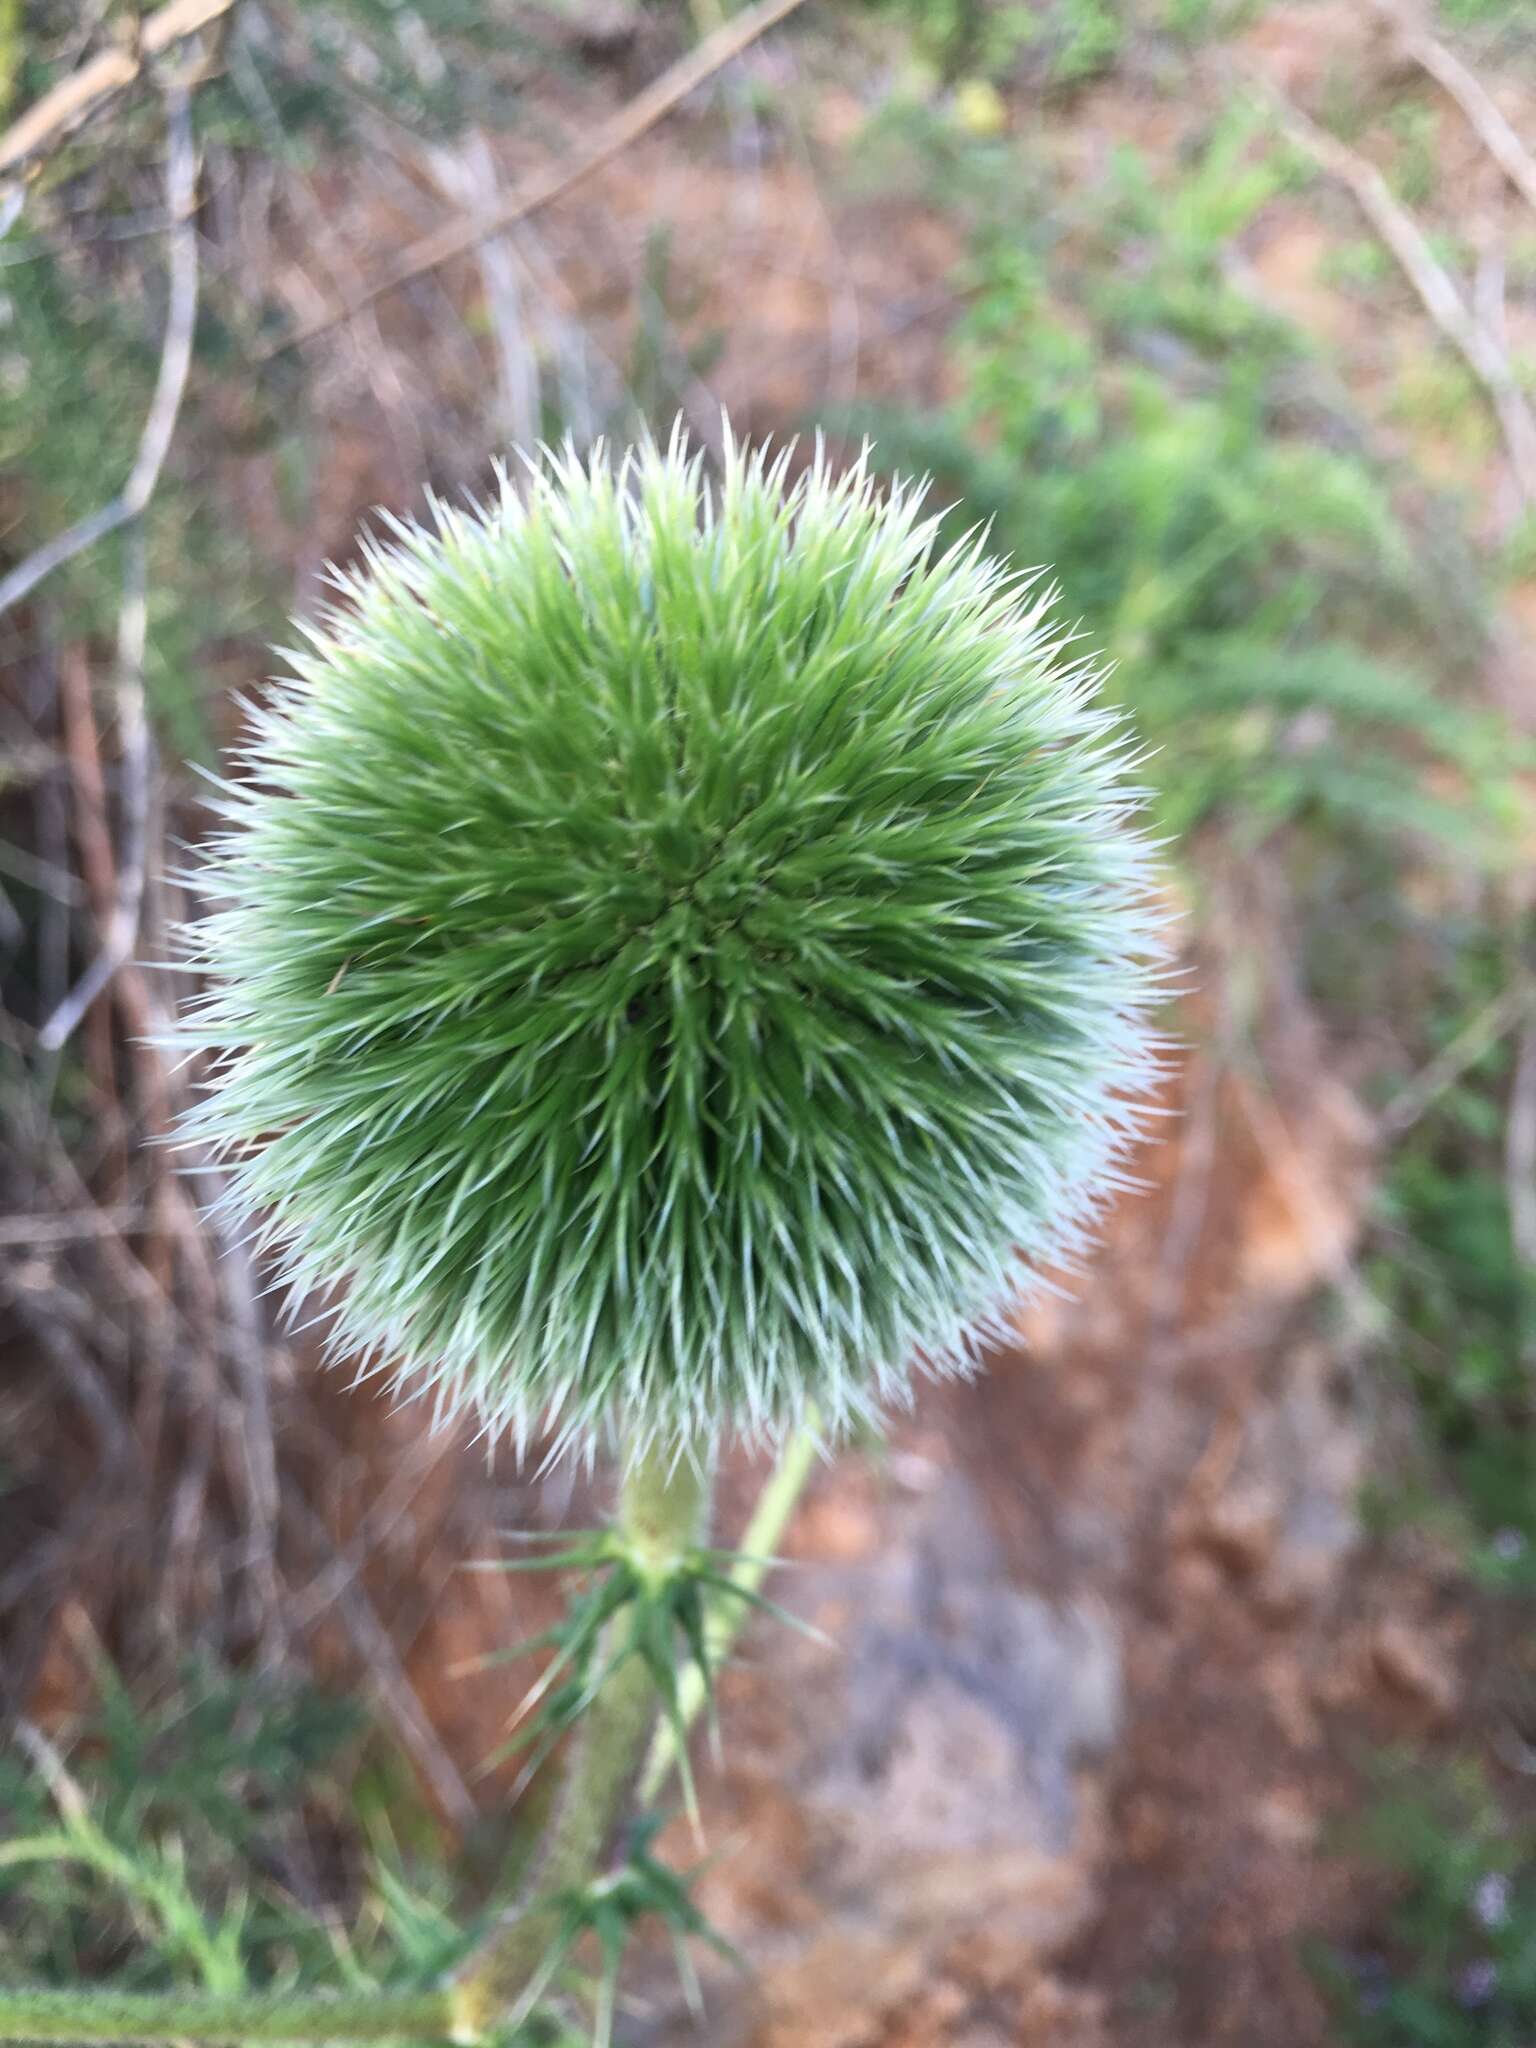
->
{"left": 179, "top": 430, "right": 1164, "bottom": 1455}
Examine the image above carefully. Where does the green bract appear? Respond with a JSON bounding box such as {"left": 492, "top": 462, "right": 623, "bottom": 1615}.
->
{"left": 180, "top": 431, "right": 1164, "bottom": 1457}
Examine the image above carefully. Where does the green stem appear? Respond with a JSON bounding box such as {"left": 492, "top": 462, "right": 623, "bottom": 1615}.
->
{"left": 0, "top": 1989, "right": 453, "bottom": 2045}
{"left": 447, "top": 1439, "right": 711, "bottom": 2038}
{"left": 637, "top": 1418, "right": 818, "bottom": 1806}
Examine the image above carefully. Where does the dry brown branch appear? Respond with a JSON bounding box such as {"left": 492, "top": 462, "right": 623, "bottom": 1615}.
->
{"left": 60, "top": 650, "right": 117, "bottom": 943}
{"left": 0, "top": 836, "right": 84, "bottom": 905}
{"left": 0, "top": 1208, "right": 146, "bottom": 1245}
{"left": 1152, "top": 1045, "right": 1222, "bottom": 1333}
{"left": 1, "top": 1269, "right": 134, "bottom": 1471}
{"left": 1260, "top": 80, "right": 1536, "bottom": 507}
{"left": 428, "top": 132, "right": 540, "bottom": 452}
{"left": 34, "top": 529, "right": 156, "bottom": 1051}
{"left": 199, "top": 1178, "right": 286, "bottom": 1645}
{"left": 287, "top": 1495, "right": 478, "bottom": 1831}
{"left": 1381, "top": 4, "right": 1536, "bottom": 218}
{"left": 61, "top": 643, "right": 130, "bottom": 1187}
{"left": 288, "top": 1436, "right": 446, "bottom": 1633}
{"left": 1472, "top": 199, "right": 1510, "bottom": 354}
{"left": 61, "top": 642, "right": 193, "bottom": 1307}
{"left": 263, "top": 0, "right": 811, "bottom": 358}
{"left": 0, "top": 0, "right": 234, "bottom": 180}
{"left": 12, "top": 1720, "right": 93, "bottom": 1826}
{"left": 224, "top": 21, "right": 425, "bottom": 480}
{"left": 29, "top": 1111, "right": 172, "bottom": 1319}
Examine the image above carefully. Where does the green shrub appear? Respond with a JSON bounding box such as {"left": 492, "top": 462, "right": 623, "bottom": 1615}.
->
{"left": 833, "top": 114, "right": 1512, "bottom": 863}
{"left": 0, "top": 1664, "right": 470, "bottom": 1999}
{"left": 1363, "top": 933, "right": 1536, "bottom": 1590}
{"left": 1320, "top": 1762, "right": 1536, "bottom": 2046}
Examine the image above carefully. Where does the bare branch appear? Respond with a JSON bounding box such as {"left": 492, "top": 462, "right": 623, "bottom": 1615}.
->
{"left": 1, "top": 1268, "right": 134, "bottom": 1469}
{"left": 11, "top": 1720, "right": 92, "bottom": 1825}
{"left": 194, "top": 1156, "right": 286, "bottom": 1646}
{"left": 428, "top": 132, "right": 540, "bottom": 451}
{"left": 0, "top": 1207, "right": 146, "bottom": 1245}
{"left": 34, "top": 529, "right": 152, "bottom": 1050}
{"left": 1378, "top": 984, "right": 1534, "bottom": 1140}
{"left": 0, "top": 0, "right": 234, "bottom": 181}
{"left": 287, "top": 1495, "right": 479, "bottom": 1831}
{"left": 0, "top": 84, "right": 200, "bottom": 622}
{"left": 22, "top": 88, "right": 197, "bottom": 1055}
{"left": 0, "top": 838, "right": 85, "bottom": 904}
{"left": 1259, "top": 80, "right": 1536, "bottom": 508}
{"left": 1381, "top": 4, "right": 1536, "bottom": 219}
{"left": 262, "top": 0, "right": 810, "bottom": 358}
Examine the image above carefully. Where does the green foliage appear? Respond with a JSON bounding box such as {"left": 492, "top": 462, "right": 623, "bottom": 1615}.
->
{"left": 179, "top": 430, "right": 1164, "bottom": 1457}
{"left": 1435, "top": 0, "right": 1534, "bottom": 22}
{"left": 850, "top": 0, "right": 1028, "bottom": 83}
{"left": 0, "top": 0, "right": 20, "bottom": 117}
{"left": 625, "top": 228, "right": 726, "bottom": 431}
{"left": 0, "top": 1655, "right": 714, "bottom": 2045}
{"left": 516, "top": 1817, "right": 741, "bottom": 2048}
{"left": 1160, "top": 0, "right": 1255, "bottom": 41}
{"left": 0, "top": 1665, "right": 469, "bottom": 2000}
{"left": 833, "top": 112, "right": 1512, "bottom": 861}
{"left": 1391, "top": 352, "right": 1499, "bottom": 465}
{"left": 1323, "top": 237, "right": 1397, "bottom": 296}
{"left": 853, "top": 0, "right": 1122, "bottom": 87}
{"left": 294, "top": 0, "right": 538, "bottom": 139}
{"left": 1363, "top": 935, "right": 1536, "bottom": 1590}
{"left": 1048, "top": 0, "right": 1124, "bottom": 86}
{"left": 1094, "top": 116, "right": 1309, "bottom": 346}
{"left": 1321, "top": 1761, "right": 1536, "bottom": 2045}
{"left": 1384, "top": 100, "right": 1440, "bottom": 209}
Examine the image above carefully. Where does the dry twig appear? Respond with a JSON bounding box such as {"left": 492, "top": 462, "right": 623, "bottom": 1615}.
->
{"left": 1259, "top": 80, "right": 1536, "bottom": 507}
{"left": 58, "top": 642, "right": 132, "bottom": 1193}
{"left": 26, "top": 89, "right": 197, "bottom": 1057}
{"left": 286, "top": 1495, "right": 478, "bottom": 1831}
{"left": 1378, "top": 983, "right": 1534, "bottom": 1140}
{"left": 262, "top": 0, "right": 810, "bottom": 358}
{"left": 224, "top": 20, "right": 424, "bottom": 482}
{"left": 1380, "top": 3, "right": 1536, "bottom": 218}
{"left": 0, "top": 1207, "right": 145, "bottom": 1246}
{"left": 34, "top": 529, "right": 155, "bottom": 1051}
{"left": 0, "top": 0, "right": 234, "bottom": 181}
{"left": 428, "top": 132, "right": 540, "bottom": 452}
{"left": 0, "top": 84, "right": 200, "bottom": 624}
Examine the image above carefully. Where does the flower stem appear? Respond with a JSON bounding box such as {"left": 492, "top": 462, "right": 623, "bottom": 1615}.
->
{"left": 637, "top": 1418, "right": 819, "bottom": 1806}
{"left": 447, "top": 1438, "right": 712, "bottom": 2038}
{"left": 0, "top": 1989, "right": 454, "bottom": 2045}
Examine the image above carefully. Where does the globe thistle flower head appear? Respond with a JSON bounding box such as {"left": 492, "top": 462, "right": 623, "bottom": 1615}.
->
{"left": 180, "top": 429, "right": 1165, "bottom": 1459}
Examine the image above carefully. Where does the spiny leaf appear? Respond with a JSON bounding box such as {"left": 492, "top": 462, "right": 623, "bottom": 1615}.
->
{"left": 530, "top": 1816, "right": 747, "bottom": 2048}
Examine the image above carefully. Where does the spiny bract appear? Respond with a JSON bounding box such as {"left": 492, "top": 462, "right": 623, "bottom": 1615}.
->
{"left": 180, "top": 430, "right": 1164, "bottom": 1458}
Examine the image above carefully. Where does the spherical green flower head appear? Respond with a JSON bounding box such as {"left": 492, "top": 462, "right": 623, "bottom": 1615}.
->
{"left": 181, "top": 430, "right": 1164, "bottom": 1458}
